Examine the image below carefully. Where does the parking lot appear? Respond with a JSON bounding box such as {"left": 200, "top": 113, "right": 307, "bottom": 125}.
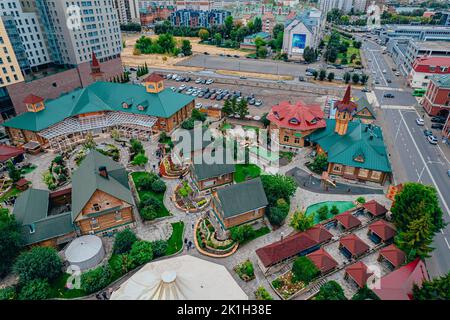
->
{"left": 162, "top": 73, "right": 327, "bottom": 116}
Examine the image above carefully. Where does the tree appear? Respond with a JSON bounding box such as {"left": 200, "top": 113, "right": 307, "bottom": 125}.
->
{"left": 0, "top": 287, "right": 16, "bottom": 300}
{"left": 343, "top": 72, "right": 351, "bottom": 84}
{"left": 257, "top": 46, "right": 268, "bottom": 58}
{"left": 303, "top": 46, "right": 316, "bottom": 63}
{"left": 181, "top": 39, "right": 192, "bottom": 56}
{"left": 352, "top": 285, "right": 380, "bottom": 300}
{"left": 360, "top": 73, "right": 369, "bottom": 85}
{"left": 191, "top": 108, "right": 207, "bottom": 122}
{"left": 261, "top": 113, "right": 270, "bottom": 127}
{"left": 341, "top": 57, "right": 348, "bottom": 65}
{"left": 151, "top": 240, "right": 168, "bottom": 258}
{"left": 413, "top": 272, "right": 450, "bottom": 300}
{"left": 81, "top": 265, "right": 112, "bottom": 294}
{"left": 391, "top": 183, "right": 444, "bottom": 232}
{"left": 7, "top": 160, "right": 21, "bottom": 183}
{"left": 291, "top": 256, "right": 319, "bottom": 284}
{"left": 315, "top": 281, "right": 347, "bottom": 300}
{"left": 151, "top": 179, "right": 166, "bottom": 193}
{"left": 113, "top": 229, "right": 137, "bottom": 254}
{"left": 129, "top": 240, "right": 153, "bottom": 268}
{"left": 260, "top": 174, "right": 296, "bottom": 206}
{"left": 130, "top": 138, "right": 145, "bottom": 155}
{"left": 237, "top": 98, "right": 249, "bottom": 118}
{"left": 272, "top": 23, "right": 284, "bottom": 39}
{"left": 198, "top": 28, "right": 210, "bottom": 41}
{"left": 353, "top": 41, "right": 362, "bottom": 49}
{"left": 222, "top": 99, "right": 233, "bottom": 115}
{"left": 140, "top": 205, "right": 158, "bottom": 221}
{"left": 352, "top": 73, "right": 360, "bottom": 84}
{"left": 316, "top": 205, "right": 329, "bottom": 221}
{"left": 356, "top": 196, "right": 366, "bottom": 204}
{"left": 325, "top": 47, "right": 338, "bottom": 62}
{"left": 136, "top": 173, "right": 158, "bottom": 191}
{"left": 312, "top": 70, "right": 318, "bottom": 80}
{"left": 0, "top": 208, "right": 21, "bottom": 278}
{"left": 18, "top": 279, "right": 51, "bottom": 300}
{"left": 252, "top": 17, "right": 262, "bottom": 33}
{"left": 13, "top": 247, "right": 62, "bottom": 283}
{"left": 310, "top": 154, "right": 328, "bottom": 174}
{"left": 224, "top": 15, "right": 234, "bottom": 37}
{"left": 290, "top": 210, "right": 314, "bottom": 232}
{"left": 319, "top": 69, "right": 327, "bottom": 81}
{"left": 132, "top": 152, "right": 148, "bottom": 166}
{"left": 267, "top": 202, "right": 289, "bottom": 226}
{"left": 327, "top": 72, "right": 335, "bottom": 82}
{"left": 156, "top": 33, "right": 176, "bottom": 53}
{"left": 396, "top": 215, "right": 434, "bottom": 260}
{"left": 214, "top": 33, "right": 222, "bottom": 45}
{"left": 330, "top": 205, "right": 339, "bottom": 216}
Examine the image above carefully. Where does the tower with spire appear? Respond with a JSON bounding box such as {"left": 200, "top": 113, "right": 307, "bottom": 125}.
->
{"left": 90, "top": 52, "right": 104, "bottom": 82}
{"left": 334, "top": 85, "right": 358, "bottom": 135}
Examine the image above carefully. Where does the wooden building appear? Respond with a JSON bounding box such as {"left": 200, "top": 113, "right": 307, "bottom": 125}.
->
{"left": 190, "top": 162, "right": 235, "bottom": 191}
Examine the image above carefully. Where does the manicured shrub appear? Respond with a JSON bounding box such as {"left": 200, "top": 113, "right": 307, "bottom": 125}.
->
{"left": 255, "top": 286, "right": 273, "bottom": 300}
{"left": 316, "top": 205, "right": 329, "bottom": 221}
{"left": 0, "top": 287, "right": 16, "bottom": 300}
{"left": 129, "top": 241, "right": 153, "bottom": 268}
{"left": 151, "top": 179, "right": 166, "bottom": 193}
{"left": 151, "top": 240, "right": 168, "bottom": 258}
{"left": 315, "top": 281, "right": 347, "bottom": 300}
{"left": 291, "top": 256, "right": 319, "bottom": 284}
{"left": 80, "top": 265, "right": 112, "bottom": 294}
{"left": 136, "top": 173, "right": 158, "bottom": 190}
{"left": 18, "top": 279, "right": 51, "bottom": 300}
{"left": 113, "top": 229, "right": 137, "bottom": 254}
{"left": 356, "top": 196, "right": 366, "bottom": 204}
{"left": 330, "top": 205, "right": 339, "bottom": 216}
{"left": 140, "top": 206, "right": 158, "bottom": 221}
{"left": 13, "top": 247, "right": 62, "bottom": 283}
{"left": 139, "top": 194, "right": 162, "bottom": 210}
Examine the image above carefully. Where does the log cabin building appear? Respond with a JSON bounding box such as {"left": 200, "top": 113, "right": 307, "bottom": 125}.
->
{"left": 210, "top": 177, "right": 268, "bottom": 240}
{"left": 190, "top": 162, "right": 235, "bottom": 192}
{"left": 12, "top": 150, "right": 135, "bottom": 247}
{"left": 2, "top": 72, "right": 194, "bottom": 153}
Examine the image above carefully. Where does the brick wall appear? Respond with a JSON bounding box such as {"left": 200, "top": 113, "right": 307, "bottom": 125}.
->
{"left": 7, "top": 57, "right": 123, "bottom": 115}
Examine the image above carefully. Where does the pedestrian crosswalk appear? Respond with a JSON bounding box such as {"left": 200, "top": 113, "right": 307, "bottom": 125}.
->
{"left": 380, "top": 105, "right": 415, "bottom": 110}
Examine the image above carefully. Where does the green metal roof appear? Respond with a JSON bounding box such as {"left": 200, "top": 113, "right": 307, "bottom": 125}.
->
{"left": 192, "top": 162, "right": 235, "bottom": 181}
{"left": 13, "top": 188, "right": 49, "bottom": 225}
{"left": 216, "top": 178, "right": 268, "bottom": 218}
{"left": 308, "top": 119, "right": 391, "bottom": 173}
{"left": 2, "top": 81, "right": 194, "bottom": 132}
{"left": 71, "top": 149, "right": 133, "bottom": 221}
{"left": 355, "top": 96, "right": 376, "bottom": 119}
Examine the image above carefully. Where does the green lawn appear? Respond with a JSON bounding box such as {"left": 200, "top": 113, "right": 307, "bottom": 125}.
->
{"left": 0, "top": 186, "right": 22, "bottom": 203}
{"left": 221, "top": 123, "right": 233, "bottom": 130}
{"left": 166, "top": 221, "right": 184, "bottom": 255}
{"left": 21, "top": 164, "right": 37, "bottom": 175}
{"left": 49, "top": 273, "right": 87, "bottom": 299}
{"left": 234, "top": 164, "right": 261, "bottom": 183}
{"left": 131, "top": 171, "right": 170, "bottom": 218}
{"left": 305, "top": 201, "right": 356, "bottom": 224}
{"left": 241, "top": 226, "right": 271, "bottom": 245}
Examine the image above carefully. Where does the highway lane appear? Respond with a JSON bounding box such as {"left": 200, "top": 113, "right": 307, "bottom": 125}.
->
{"left": 360, "top": 35, "right": 450, "bottom": 276}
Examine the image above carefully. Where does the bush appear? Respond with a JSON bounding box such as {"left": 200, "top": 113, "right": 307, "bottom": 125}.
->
{"left": 129, "top": 241, "right": 153, "bottom": 268}
{"left": 255, "top": 286, "right": 273, "bottom": 300}
{"left": 230, "top": 224, "right": 255, "bottom": 243}
{"left": 13, "top": 247, "right": 62, "bottom": 283}
{"left": 113, "top": 229, "right": 138, "bottom": 254}
{"left": 0, "top": 287, "right": 16, "bottom": 300}
{"left": 18, "top": 279, "right": 51, "bottom": 300}
{"left": 136, "top": 173, "right": 158, "bottom": 190}
{"left": 267, "top": 205, "right": 289, "bottom": 226}
{"left": 0, "top": 208, "right": 22, "bottom": 278}
{"left": 140, "top": 205, "right": 159, "bottom": 221}
{"left": 151, "top": 240, "right": 168, "bottom": 258}
{"left": 315, "top": 281, "right": 347, "bottom": 300}
{"left": 356, "top": 196, "right": 366, "bottom": 204}
{"left": 140, "top": 194, "right": 163, "bottom": 211}
{"left": 352, "top": 285, "right": 379, "bottom": 300}
{"left": 272, "top": 278, "right": 284, "bottom": 289}
{"left": 151, "top": 179, "right": 166, "bottom": 193}
{"left": 330, "top": 205, "right": 339, "bottom": 216}
{"left": 181, "top": 118, "right": 195, "bottom": 130}
{"left": 317, "top": 205, "right": 329, "bottom": 221}
{"left": 132, "top": 153, "right": 148, "bottom": 166}
{"left": 292, "top": 256, "right": 319, "bottom": 284}
{"left": 80, "top": 265, "right": 112, "bottom": 294}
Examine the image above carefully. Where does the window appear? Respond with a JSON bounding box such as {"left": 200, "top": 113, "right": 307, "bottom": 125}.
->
{"left": 114, "top": 210, "right": 122, "bottom": 221}
{"left": 344, "top": 166, "right": 355, "bottom": 175}
{"left": 283, "top": 135, "right": 290, "bottom": 142}
{"left": 358, "top": 168, "right": 369, "bottom": 178}
{"left": 90, "top": 218, "right": 99, "bottom": 229}
{"left": 92, "top": 203, "right": 101, "bottom": 211}
{"left": 332, "top": 164, "right": 342, "bottom": 173}
{"left": 294, "top": 137, "right": 300, "bottom": 144}
{"left": 370, "top": 171, "right": 382, "bottom": 181}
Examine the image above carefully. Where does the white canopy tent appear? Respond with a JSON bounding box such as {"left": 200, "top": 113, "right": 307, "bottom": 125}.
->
{"left": 65, "top": 235, "right": 105, "bottom": 271}
{"left": 110, "top": 255, "right": 248, "bottom": 300}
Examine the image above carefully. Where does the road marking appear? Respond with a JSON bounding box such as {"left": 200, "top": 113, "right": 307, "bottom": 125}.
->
{"left": 444, "top": 237, "right": 450, "bottom": 250}
{"left": 380, "top": 105, "right": 415, "bottom": 110}
{"left": 398, "top": 110, "right": 450, "bottom": 216}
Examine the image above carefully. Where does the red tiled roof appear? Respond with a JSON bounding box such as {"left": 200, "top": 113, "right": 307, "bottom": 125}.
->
{"left": 339, "top": 234, "right": 370, "bottom": 256}
{"left": 369, "top": 220, "right": 396, "bottom": 242}
{"left": 305, "top": 225, "right": 333, "bottom": 243}
{"left": 412, "top": 56, "right": 450, "bottom": 73}
{"left": 256, "top": 232, "right": 318, "bottom": 268}
{"left": 23, "top": 94, "right": 44, "bottom": 104}
{"left": 307, "top": 248, "right": 338, "bottom": 273}
{"left": 363, "top": 200, "right": 388, "bottom": 216}
{"left": 345, "top": 261, "right": 373, "bottom": 288}
{"left": 0, "top": 144, "right": 24, "bottom": 162}
{"left": 266, "top": 100, "right": 326, "bottom": 131}
{"left": 372, "top": 258, "right": 429, "bottom": 300}
{"left": 379, "top": 244, "right": 406, "bottom": 268}
{"left": 335, "top": 211, "right": 361, "bottom": 230}
{"left": 143, "top": 72, "right": 164, "bottom": 83}
{"left": 334, "top": 85, "right": 358, "bottom": 113}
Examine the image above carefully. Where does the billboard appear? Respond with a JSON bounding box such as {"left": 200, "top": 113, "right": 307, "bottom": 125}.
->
{"left": 292, "top": 34, "right": 306, "bottom": 54}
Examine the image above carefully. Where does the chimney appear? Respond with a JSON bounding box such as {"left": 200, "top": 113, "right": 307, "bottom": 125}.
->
{"left": 99, "top": 166, "right": 108, "bottom": 179}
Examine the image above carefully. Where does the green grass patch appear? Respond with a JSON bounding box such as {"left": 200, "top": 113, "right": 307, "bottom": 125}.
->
{"left": 234, "top": 164, "right": 261, "bottom": 183}
{"left": 0, "top": 186, "right": 22, "bottom": 203}
{"left": 280, "top": 151, "right": 295, "bottom": 162}
{"left": 21, "top": 164, "right": 37, "bottom": 175}
{"left": 241, "top": 226, "right": 271, "bottom": 245}
{"left": 166, "top": 221, "right": 184, "bottom": 255}
{"left": 49, "top": 273, "right": 87, "bottom": 299}
{"left": 305, "top": 201, "right": 356, "bottom": 224}
{"left": 131, "top": 171, "right": 170, "bottom": 218}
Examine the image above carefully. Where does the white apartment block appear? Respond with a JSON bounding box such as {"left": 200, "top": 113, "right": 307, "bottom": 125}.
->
{"left": 175, "top": 0, "right": 214, "bottom": 11}
{"left": 319, "top": 0, "right": 367, "bottom": 14}
{"left": 113, "top": 0, "right": 140, "bottom": 24}
{"left": 0, "top": 0, "right": 51, "bottom": 69}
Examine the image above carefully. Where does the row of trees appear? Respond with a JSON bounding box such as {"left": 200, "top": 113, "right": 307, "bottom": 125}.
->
{"left": 111, "top": 72, "right": 130, "bottom": 84}
{"left": 134, "top": 34, "right": 192, "bottom": 57}
{"left": 136, "top": 63, "right": 149, "bottom": 77}
{"left": 323, "top": 31, "right": 361, "bottom": 65}
{"left": 222, "top": 97, "right": 249, "bottom": 118}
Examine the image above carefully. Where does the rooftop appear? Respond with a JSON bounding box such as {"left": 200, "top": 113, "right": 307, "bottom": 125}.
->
{"left": 307, "top": 248, "right": 338, "bottom": 274}
{"left": 191, "top": 162, "right": 236, "bottom": 181}
{"left": 369, "top": 220, "right": 397, "bottom": 242}
{"left": 362, "top": 200, "right": 388, "bottom": 217}
{"left": 379, "top": 244, "right": 406, "bottom": 269}
{"left": 267, "top": 100, "right": 326, "bottom": 131}
{"left": 0, "top": 144, "right": 24, "bottom": 162}
{"left": 339, "top": 234, "right": 370, "bottom": 256}
{"left": 412, "top": 40, "right": 450, "bottom": 51}
{"left": 335, "top": 211, "right": 362, "bottom": 230}
{"left": 430, "top": 74, "right": 450, "bottom": 88}
{"left": 345, "top": 261, "right": 373, "bottom": 288}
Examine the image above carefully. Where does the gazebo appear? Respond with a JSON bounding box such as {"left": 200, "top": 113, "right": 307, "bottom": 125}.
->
{"left": 362, "top": 200, "right": 388, "bottom": 218}
{"left": 368, "top": 220, "right": 396, "bottom": 244}
{"left": 307, "top": 248, "right": 338, "bottom": 275}
{"left": 344, "top": 261, "right": 374, "bottom": 288}
{"left": 110, "top": 255, "right": 248, "bottom": 300}
{"left": 339, "top": 234, "right": 370, "bottom": 260}
{"left": 378, "top": 244, "right": 406, "bottom": 270}
{"left": 335, "top": 211, "right": 362, "bottom": 231}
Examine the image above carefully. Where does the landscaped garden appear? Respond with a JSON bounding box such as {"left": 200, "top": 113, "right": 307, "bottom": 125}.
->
{"left": 305, "top": 201, "right": 356, "bottom": 224}
{"left": 234, "top": 259, "right": 255, "bottom": 282}
{"left": 131, "top": 171, "right": 170, "bottom": 220}
{"left": 229, "top": 223, "right": 270, "bottom": 245}
{"left": 173, "top": 180, "right": 209, "bottom": 212}
{"left": 196, "top": 218, "right": 237, "bottom": 255}
{"left": 42, "top": 155, "right": 70, "bottom": 190}
{"left": 234, "top": 164, "right": 261, "bottom": 183}
{"left": 160, "top": 155, "right": 189, "bottom": 178}
{"left": 255, "top": 286, "right": 273, "bottom": 300}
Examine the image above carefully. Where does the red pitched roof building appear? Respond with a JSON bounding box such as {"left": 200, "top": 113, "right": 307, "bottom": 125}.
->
{"left": 344, "top": 261, "right": 374, "bottom": 288}
{"left": 339, "top": 234, "right": 370, "bottom": 259}
{"left": 0, "top": 144, "right": 25, "bottom": 163}
{"left": 407, "top": 56, "right": 450, "bottom": 89}
{"left": 335, "top": 211, "right": 362, "bottom": 230}
{"left": 305, "top": 225, "right": 333, "bottom": 243}
{"left": 372, "top": 258, "right": 429, "bottom": 300}
{"left": 378, "top": 244, "right": 406, "bottom": 270}
{"left": 362, "top": 199, "right": 388, "bottom": 217}
{"left": 421, "top": 74, "right": 450, "bottom": 117}
{"left": 368, "top": 220, "right": 396, "bottom": 244}
{"left": 267, "top": 100, "right": 326, "bottom": 149}
{"left": 307, "top": 248, "right": 338, "bottom": 274}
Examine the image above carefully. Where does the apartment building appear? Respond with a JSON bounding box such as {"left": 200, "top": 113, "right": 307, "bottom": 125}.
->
{"left": 170, "top": 9, "right": 230, "bottom": 28}
{"left": 175, "top": 0, "right": 214, "bottom": 11}
{"left": 113, "top": 0, "right": 140, "bottom": 24}
{"left": 0, "top": 17, "right": 25, "bottom": 88}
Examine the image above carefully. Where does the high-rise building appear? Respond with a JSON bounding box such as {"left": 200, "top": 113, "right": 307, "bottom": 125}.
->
{"left": 319, "top": 0, "right": 368, "bottom": 14}
{"left": 175, "top": 0, "right": 214, "bottom": 11}
{"left": 113, "top": 0, "right": 140, "bottom": 24}
{"left": 0, "top": 17, "right": 24, "bottom": 88}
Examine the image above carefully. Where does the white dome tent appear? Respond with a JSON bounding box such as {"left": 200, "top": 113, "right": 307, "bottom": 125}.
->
{"left": 65, "top": 235, "right": 105, "bottom": 271}
{"left": 110, "top": 255, "right": 248, "bottom": 300}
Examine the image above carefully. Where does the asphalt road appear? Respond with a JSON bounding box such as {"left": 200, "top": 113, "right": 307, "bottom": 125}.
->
{"left": 360, "top": 36, "right": 450, "bottom": 277}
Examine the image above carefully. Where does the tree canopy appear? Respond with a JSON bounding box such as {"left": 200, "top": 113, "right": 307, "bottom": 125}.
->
{"left": 291, "top": 256, "right": 319, "bottom": 284}
{"left": 413, "top": 272, "right": 450, "bottom": 300}
{"left": 0, "top": 208, "right": 22, "bottom": 278}
{"left": 315, "top": 281, "right": 347, "bottom": 300}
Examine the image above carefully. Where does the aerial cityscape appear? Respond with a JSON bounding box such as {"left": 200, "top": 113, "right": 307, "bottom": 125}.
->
{"left": 0, "top": 0, "right": 449, "bottom": 304}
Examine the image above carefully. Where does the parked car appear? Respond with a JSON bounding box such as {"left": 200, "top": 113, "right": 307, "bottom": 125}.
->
{"left": 249, "top": 98, "right": 256, "bottom": 105}
{"left": 198, "top": 91, "right": 205, "bottom": 98}
{"left": 427, "top": 135, "right": 438, "bottom": 145}
{"left": 395, "top": 72, "right": 400, "bottom": 76}
{"left": 431, "top": 116, "right": 446, "bottom": 124}
{"left": 423, "top": 130, "right": 433, "bottom": 136}
{"left": 386, "top": 79, "right": 392, "bottom": 83}
{"left": 431, "top": 123, "right": 444, "bottom": 130}
{"left": 233, "top": 55, "right": 240, "bottom": 58}
{"left": 185, "top": 77, "right": 191, "bottom": 82}
{"left": 195, "top": 78, "right": 202, "bottom": 83}
{"left": 255, "top": 99, "right": 262, "bottom": 106}
{"left": 361, "top": 87, "right": 371, "bottom": 93}
{"left": 210, "top": 93, "right": 217, "bottom": 100}
{"left": 170, "top": 86, "right": 176, "bottom": 92}
{"left": 416, "top": 118, "right": 425, "bottom": 126}
{"left": 203, "top": 52, "right": 209, "bottom": 55}
{"left": 172, "top": 74, "right": 178, "bottom": 80}
{"left": 167, "top": 73, "right": 172, "bottom": 79}
{"left": 206, "top": 79, "right": 214, "bottom": 85}
{"left": 195, "top": 102, "right": 202, "bottom": 108}
{"left": 447, "top": 169, "right": 450, "bottom": 178}
{"left": 204, "top": 92, "right": 211, "bottom": 99}
{"left": 383, "top": 93, "right": 394, "bottom": 98}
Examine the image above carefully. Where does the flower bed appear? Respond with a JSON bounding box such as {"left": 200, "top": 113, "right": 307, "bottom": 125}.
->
{"left": 43, "top": 155, "right": 70, "bottom": 190}
{"left": 196, "top": 218, "right": 237, "bottom": 255}
{"left": 272, "top": 271, "right": 305, "bottom": 300}
{"left": 234, "top": 260, "right": 255, "bottom": 282}
{"left": 160, "top": 155, "right": 188, "bottom": 178}
{"left": 173, "top": 181, "right": 209, "bottom": 212}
